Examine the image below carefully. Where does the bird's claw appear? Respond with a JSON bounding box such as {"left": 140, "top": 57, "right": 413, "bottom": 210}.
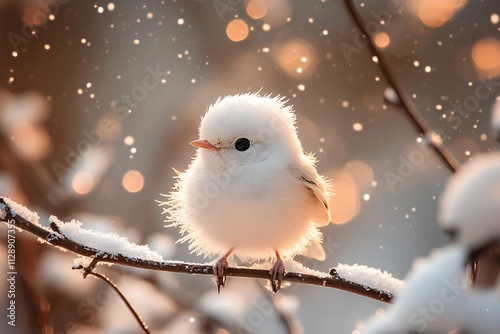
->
{"left": 214, "top": 257, "right": 229, "bottom": 294}
{"left": 270, "top": 258, "right": 285, "bottom": 293}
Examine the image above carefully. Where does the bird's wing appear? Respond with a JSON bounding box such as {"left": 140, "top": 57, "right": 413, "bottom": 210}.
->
{"left": 291, "top": 155, "right": 332, "bottom": 226}
{"left": 302, "top": 238, "right": 326, "bottom": 261}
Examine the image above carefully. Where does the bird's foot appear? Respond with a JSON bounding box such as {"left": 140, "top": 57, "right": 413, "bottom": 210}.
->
{"left": 213, "top": 247, "right": 235, "bottom": 293}
{"left": 214, "top": 256, "right": 228, "bottom": 294}
{"left": 270, "top": 253, "right": 285, "bottom": 293}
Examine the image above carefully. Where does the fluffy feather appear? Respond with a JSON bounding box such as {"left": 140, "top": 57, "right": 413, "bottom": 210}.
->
{"left": 163, "top": 93, "right": 332, "bottom": 262}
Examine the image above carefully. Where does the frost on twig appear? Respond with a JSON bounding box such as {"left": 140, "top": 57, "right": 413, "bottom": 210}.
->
{"left": 0, "top": 197, "right": 396, "bottom": 302}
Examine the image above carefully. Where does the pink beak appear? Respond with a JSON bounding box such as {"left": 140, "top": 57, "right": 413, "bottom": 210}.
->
{"left": 189, "top": 139, "right": 219, "bottom": 151}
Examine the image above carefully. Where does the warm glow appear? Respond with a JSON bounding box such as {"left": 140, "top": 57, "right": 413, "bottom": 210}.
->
{"left": 226, "top": 19, "right": 249, "bottom": 42}
{"left": 124, "top": 136, "right": 134, "bottom": 145}
{"left": 492, "top": 14, "right": 499, "bottom": 24}
{"left": 328, "top": 171, "right": 360, "bottom": 225}
{"left": 122, "top": 170, "right": 144, "bottom": 193}
{"left": 260, "top": 0, "right": 291, "bottom": 26}
{"left": 246, "top": 0, "right": 267, "bottom": 19}
{"left": 10, "top": 122, "right": 51, "bottom": 161}
{"left": 374, "top": 32, "right": 390, "bottom": 48}
{"left": 273, "top": 39, "right": 317, "bottom": 78}
{"left": 416, "top": 0, "right": 466, "bottom": 28}
{"left": 429, "top": 131, "right": 443, "bottom": 146}
{"left": 471, "top": 38, "right": 500, "bottom": 76}
{"left": 353, "top": 122, "right": 363, "bottom": 131}
{"left": 344, "top": 160, "right": 374, "bottom": 194}
{"left": 72, "top": 171, "right": 94, "bottom": 195}
{"left": 23, "top": 4, "right": 49, "bottom": 26}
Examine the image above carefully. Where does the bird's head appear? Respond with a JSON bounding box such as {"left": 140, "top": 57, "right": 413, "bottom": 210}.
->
{"left": 190, "top": 93, "right": 303, "bottom": 171}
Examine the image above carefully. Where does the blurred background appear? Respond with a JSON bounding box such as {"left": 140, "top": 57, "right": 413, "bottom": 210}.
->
{"left": 0, "top": 0, "right": 499, "bottom": 333}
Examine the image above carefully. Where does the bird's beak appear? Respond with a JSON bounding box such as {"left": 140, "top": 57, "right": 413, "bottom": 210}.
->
{"left": 189, "top": 139, "right": 219, "bottom": 151}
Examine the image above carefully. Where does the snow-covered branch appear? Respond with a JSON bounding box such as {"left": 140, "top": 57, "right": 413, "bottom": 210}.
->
{"left": 0, "top": 197, "right": 398, "bottom": 303}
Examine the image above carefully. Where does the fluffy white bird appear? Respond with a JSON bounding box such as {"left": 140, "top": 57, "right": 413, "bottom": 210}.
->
{"left": 164, "top": 93, "right": 332, "bottom": 292}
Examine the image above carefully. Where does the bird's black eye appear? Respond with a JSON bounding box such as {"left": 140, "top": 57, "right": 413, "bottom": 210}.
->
{"left": 234, "top": 138, "right": 251, "bottom": 151}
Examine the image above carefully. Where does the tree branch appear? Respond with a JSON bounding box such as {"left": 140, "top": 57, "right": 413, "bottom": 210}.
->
{"left": 342, "top": 0, "right": 460, "bottom": 173}
{"left": 78, "top": 268, "right": 151, "bottom": 334}
{"left": 0, "top": 197, "right": 395, "bottom": 303}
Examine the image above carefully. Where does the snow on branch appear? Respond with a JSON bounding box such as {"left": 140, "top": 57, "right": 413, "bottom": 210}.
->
{"left": 0, "top": 197, "right": 398, "bottom": 303}
{"left": 335, "top": 263, "right": 404, "bottom": 295}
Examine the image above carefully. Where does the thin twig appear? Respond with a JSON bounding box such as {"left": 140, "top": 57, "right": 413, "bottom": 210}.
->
{"left": 141, "top": 272, "right": 250, "bottom": 333}
{"left": 74, "top": 267, "right": 151, "bottom": 334}
{"left": 342, "top": 0, "right": 460, "bottom": 173}
{"left": 255, "top": 282, "right": 299, "bottom": 334}
{"left": 341, "top": 0, "right": 473, "bottom": 290}
{"left": 0, "top": 197, "right": 395, "bottom": 303}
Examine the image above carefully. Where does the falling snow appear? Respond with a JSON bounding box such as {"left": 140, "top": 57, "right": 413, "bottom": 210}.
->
{"left": 2, "top": 1, "right": 499, "bottom": 333}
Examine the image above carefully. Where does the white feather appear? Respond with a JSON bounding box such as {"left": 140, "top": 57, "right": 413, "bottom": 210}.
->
{"left": 163, "top": 93, "right": 332, "bottom": 261}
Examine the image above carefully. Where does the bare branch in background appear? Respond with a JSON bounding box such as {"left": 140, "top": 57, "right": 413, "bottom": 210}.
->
{"left": 76, "top": 268, "right": 151, "bottom": 334}
{"left": 342, "top": 0, "right": 461, "bottom": 173}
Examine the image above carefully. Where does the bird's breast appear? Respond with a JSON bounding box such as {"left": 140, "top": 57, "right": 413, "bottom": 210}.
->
{"left": 175, "top": 159, "right": 326, "bottom": 259}
{"left": 183, "top": 164, "right": 318, "bottom": 243}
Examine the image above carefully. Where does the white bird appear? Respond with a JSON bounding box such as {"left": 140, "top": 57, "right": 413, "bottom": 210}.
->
{"left": 164, "top": 93, "right": 332, "bottom": 292}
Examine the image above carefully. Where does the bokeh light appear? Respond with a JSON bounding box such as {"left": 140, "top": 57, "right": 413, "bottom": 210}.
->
{"left": 22, "top": 3, "right": 49, "bottom": 27}
{"left": 246, "top": 0, "right": 267, "bottom": 19}
{"left": 415, "top": 0, "right": 467, "bottom": 28}
{"left": 10, "top": 122, "right": 51, "bottom": 161}
{"left": 491, "top": 14, "right": 499, "bottom": 24}
{"left": 374, "top": 32, "right": 390, "bottom": 48}
{"left": 226, "top": 19, "right": 249, "bottom": 42}
{"left": 122, "top": 170, "right": 144, "bottom": 193}
{"left": 328, "top": 170, "right": 360, "bottom": 225}
{"left": 343, "top": 160, "right": 375, "bottom": 195}
{"left": 471, "top": 38, "right": 500, "bottom": 77}
{"left": 273, "top": 39, "right": 317, "bottom": 78}
{"left": 124, "top": 136, "right": 134, "bottom": 146}
{"left": 72, "top": 171, "right": 94, "bottom": 195}
{"left": 352, "top": 122, "right": 363, "bottom": 132}
{"left": 260, "top": 0, "right": 291, "bottom": 26}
